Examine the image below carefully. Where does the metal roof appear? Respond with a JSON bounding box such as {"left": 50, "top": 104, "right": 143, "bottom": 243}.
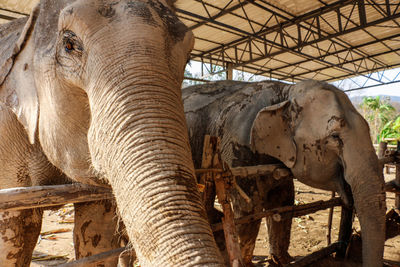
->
{"left": 2, "top": 0, "right": 400, "bottom": 88}
{"left": 175, "top": 0, "right": 400, "bottom": 86}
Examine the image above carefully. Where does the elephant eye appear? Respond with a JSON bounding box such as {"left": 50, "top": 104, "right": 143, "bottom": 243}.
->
{"left": 331, "top": 132, "right": 339, "bottom": 138}
{"left": 65, "top": 40, "right": 74, "bottom": 52}
{"left": 62, "top": 30, "right": 83, "bottom": 54}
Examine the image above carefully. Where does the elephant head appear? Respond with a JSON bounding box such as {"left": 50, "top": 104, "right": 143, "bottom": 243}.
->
{"left": 251, "top": 80, "right": 386, "bottom": 266}
{"left": 0, "top": 0, "right": 223, "bottom": 265}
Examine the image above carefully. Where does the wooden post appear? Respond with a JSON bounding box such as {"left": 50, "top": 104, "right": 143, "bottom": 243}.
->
{"left": 396, "top": 141, "right": 400, "bottom": 210}
{"left": 201, "top": 135, "right": 244, "bottom": 267}
{"left": 378, "top": 141, "right": 388, "bottom": 158}
{"left": 326, "top": 191, "right": 335, "bottom": 245}
{"left": 199, "top": 135, "right": 217, "bottom": 218}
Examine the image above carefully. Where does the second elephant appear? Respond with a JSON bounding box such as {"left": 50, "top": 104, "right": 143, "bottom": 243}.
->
{"left": 183, "top": 80, "right": 386, "bottom": 267}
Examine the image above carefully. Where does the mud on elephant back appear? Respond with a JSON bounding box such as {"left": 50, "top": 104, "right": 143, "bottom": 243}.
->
{"left": 0, "top": 0, "right": 225, "bottom": 266}
{"left": 182, "top": 79, "right": 386, "bottom": 267}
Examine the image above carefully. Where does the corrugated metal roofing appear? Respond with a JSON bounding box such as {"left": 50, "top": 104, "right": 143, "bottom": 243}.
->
{"left": 1, "top": 0, "right": 400, "bottom": 84}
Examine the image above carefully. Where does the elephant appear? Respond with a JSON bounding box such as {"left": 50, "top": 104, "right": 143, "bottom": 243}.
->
{"left": 182, "top": 80, "right": 386, "bottom": 267}
{"left": 0, "top": 0, "right": 224, "bottom": 266}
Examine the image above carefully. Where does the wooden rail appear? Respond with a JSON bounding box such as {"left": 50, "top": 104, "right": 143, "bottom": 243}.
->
{"left": 212, "top": 197, "right": 342, "bottom": 232}
{"left": 0, "top": 138, "right": 394, "bottom": 266}
{"left": 0, "top": 183, "right": 113, "bottom": 212}
{"left": 286, "top": 242, "right": 341, "bottom": 267}
{"left": 196, "top": 163, "right": 290, "bottom": 179}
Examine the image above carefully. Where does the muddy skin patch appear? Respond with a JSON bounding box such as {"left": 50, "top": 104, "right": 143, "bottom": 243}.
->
{"left": 98, "top": 2, "right": 117, "bottom": 18}
{"left": 104, "top": 200, "right": 113, "bottom": 213}
{"left": 125, "top": 1, "right": 156, "bottom": 25}
{"left": 80, "top": 220, "right": 92, "bottom": 245}
{"left": 231, "top": 143, "right": 280, "bottom": 167}
{"left": 66, "top": 7, "right": 74, "bottom": 15}
{"left": 91, "top": 234, "right": 102, "bottom": 247}
{"left": 75, "top": 235, "right": 81, "bottom": 256}
{"left": 148, "top": 0, "right": 187, "bottom": 42}
{"left": 16, "top": 168, "right": 30, "bottom": 184}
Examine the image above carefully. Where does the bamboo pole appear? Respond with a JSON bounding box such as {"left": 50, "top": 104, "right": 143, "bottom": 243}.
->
{"left": 212, "top": 197, "right": 342, "bottom": 232}
{"left": 0, "top": 183, "right": 113, "bottom": 212}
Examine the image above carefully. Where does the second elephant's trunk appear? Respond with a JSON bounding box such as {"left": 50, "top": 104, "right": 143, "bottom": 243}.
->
{"left": 87, "top": 80, "right": 223, "bottom": 266}
{"left": 342, "top": 138, "right": 386, "bottom": 267}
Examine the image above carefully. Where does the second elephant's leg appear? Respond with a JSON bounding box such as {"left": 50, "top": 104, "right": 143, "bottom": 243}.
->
{"left": 237, "top": 218, "right": 261, "bottom": 267}
{"left": 0, "top": 208, "right": 43, "bottom": 267}
{"left": 264, "top": 178, "right": 294, "bottom": 264}
{"left": 74, "top": 200, "right": 121, "bottom": 266}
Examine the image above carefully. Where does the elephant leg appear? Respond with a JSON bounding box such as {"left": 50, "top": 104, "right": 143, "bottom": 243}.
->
{"left": 264, "top": 178, "right": 294, "bottom": 264}
{"left": 0, "top": 104, "right": 57, "bottom": 266}
{"left": 337, "top": 205, "right": 354, "bottom": 258}
{"left": 0, "top": 208, "right": 43, "bottom": 266}
{"left": 237, "top": 218, "right": 261, "bottom": 267}
{"left": 74, "top": 200, "right": 121, "bottom": 266}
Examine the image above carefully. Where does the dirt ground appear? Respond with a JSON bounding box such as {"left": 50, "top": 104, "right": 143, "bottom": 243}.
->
{"left": 30, "top": 176, "right": 400, "bottom": 266}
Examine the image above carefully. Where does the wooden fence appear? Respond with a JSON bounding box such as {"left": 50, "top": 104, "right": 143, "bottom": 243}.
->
{"left": 0, "top": 136, "right": 399, "bottom": 266}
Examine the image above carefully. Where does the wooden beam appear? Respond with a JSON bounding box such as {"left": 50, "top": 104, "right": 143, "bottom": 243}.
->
{"left": 286, "top": 242, "right": 341, "bottom": 267}
{"left": 385, "top": 180, "right": 400, "bottom": 194}
{"left": 0, "top": 183, "right": 113, "bottom": 212}
{"left": 212, "top": 197, "right": 342, "bottom": 232}
{"left": 195, "top": 164, "right": 289, "bottom": 178}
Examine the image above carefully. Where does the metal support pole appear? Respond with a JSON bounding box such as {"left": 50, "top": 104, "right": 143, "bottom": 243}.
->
{"left": 226, "top": 63, "right": 233, "bottom": 80}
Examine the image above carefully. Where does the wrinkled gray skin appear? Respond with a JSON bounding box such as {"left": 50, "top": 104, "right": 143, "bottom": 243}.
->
{"left": 183, "top": 80, "right": 386, "bottom": 267}
{"left": 0, "top": 0, "right": 223, "bottom": 266}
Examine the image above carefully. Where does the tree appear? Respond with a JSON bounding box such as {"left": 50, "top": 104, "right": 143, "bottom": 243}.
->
{"left": 359, "top": 96, "right": 396, "bottom": 143}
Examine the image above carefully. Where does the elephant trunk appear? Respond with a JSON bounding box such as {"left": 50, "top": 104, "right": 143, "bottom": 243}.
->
{"left": 342, "top": 142, "right": 386, "bottom": 267}
{"left": 87, "top": 76, "right": 223, "bottom": 266}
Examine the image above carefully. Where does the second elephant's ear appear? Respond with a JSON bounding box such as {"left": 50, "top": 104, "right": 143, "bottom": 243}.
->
{"left": 0, "top": 6, "right": 39, "bottom": 144}
{"left": 250, "top": 100, "right": 297, "bottom": 168}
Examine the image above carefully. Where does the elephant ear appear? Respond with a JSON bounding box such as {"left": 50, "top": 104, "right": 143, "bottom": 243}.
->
{"left": 250, "top": 100, "right": 297, "bottom": 168}
{"left": 0, "top": 6, "right": 40, "bottom": 144}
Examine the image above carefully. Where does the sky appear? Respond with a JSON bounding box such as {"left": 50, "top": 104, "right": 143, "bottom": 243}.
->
{"left": 185, "top": 61, "right": 400, "bottom": 98}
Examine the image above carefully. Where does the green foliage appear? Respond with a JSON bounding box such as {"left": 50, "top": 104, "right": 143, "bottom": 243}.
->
{"left": 359, "top": 96, "right": 397, "bottom": 143}
{"left": 378, "top": 116, "right": 400, "bottom": 143}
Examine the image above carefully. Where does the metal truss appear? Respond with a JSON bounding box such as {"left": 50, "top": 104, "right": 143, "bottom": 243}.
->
{"left": 2, "top": 1, "right": 400, "bottom": 90}
{"left": 177, "top": 0, "right": 400, "bottom": 89}
{"left": 334, "top": 67, "right": 400, "bottom": 91}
